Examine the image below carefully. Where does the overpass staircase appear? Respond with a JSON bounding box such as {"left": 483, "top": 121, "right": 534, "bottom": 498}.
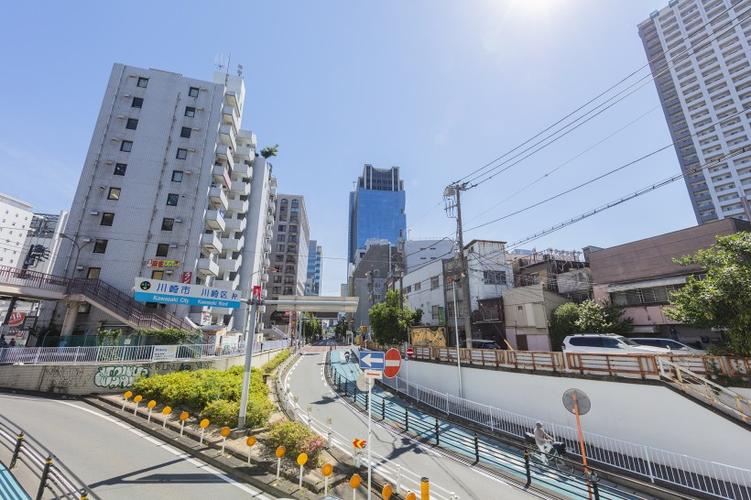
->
{"left": 0, "top": 265, "right": 194, "bottom": 331}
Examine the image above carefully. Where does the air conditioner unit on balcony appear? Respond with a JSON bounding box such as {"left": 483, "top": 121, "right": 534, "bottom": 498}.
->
{"left": 175, "top": 218, "right": 183, "bottom": 223}
{"left": 123, "top": 93, "right": 132, "bottom": 97}
{"left": 185, "top": 170, "right": 193, "bottom": 175}
{"left": 76, "top": 265, "right": 84, "bottom": 271}
{"left": 170, "top": 243, "right": 178, "bottom": 249}
{"left": 117, "top": 114, "right": 125, "bottom": 119}
{"left": 89, "top": 210, "right": 99, "bottom": 216}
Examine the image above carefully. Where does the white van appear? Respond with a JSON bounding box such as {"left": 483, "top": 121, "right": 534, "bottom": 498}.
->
{"left": 562, "top": 334, "right": 669, "bottom": 354}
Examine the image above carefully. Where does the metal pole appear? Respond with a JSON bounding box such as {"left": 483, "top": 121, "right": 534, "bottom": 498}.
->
{"left": 454, "top": 187, "right": 473, "bottom": 348}
{"left": 238, "top": 299, "right": 258, "bottom": 427}
{"left": 367, "top": 378, "right": 373, "bottom": 500}
{"left": 573, "top": 394, "right": 592, "bottom": 500}
{"left": 452, "top": 283, "right": 463, "bottom": 398}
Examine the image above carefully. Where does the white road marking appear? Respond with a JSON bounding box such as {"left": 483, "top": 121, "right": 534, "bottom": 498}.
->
{"left": 53, "top": 400, "right": 270, "bottom": 498}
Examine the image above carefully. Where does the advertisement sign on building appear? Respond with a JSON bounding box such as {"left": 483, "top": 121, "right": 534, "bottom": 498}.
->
{"left": 147, "top": 259, "right": 181, "bottom": 269}
{"left": 133, "top": 278, "right": 243, "bottom": 309}
{"left": 181, "top": 272, "right": 193, "bottom": 284}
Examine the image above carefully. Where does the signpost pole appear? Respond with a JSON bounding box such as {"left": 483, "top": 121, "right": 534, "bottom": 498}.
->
{"left": 238, "top": 296, "right": 258, "bottom": 428}
{"left": 573, "top": 393, "right": 592, "bottom": 500}
{"left": 367, "top": 378, "right": 372, "bottom": 500}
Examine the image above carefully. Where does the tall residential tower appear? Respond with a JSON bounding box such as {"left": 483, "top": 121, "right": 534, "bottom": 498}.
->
{"left": 638, "top": 0, "right": 751, "bottom": 223}
{"left": 305, "top": 240, "right": 322, "bottom": 295}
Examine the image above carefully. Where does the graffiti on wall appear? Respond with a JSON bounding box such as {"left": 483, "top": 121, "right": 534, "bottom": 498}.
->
{"left": 41, "top": 366, "right": 85, "bottom": 393}
{"left": 94, "top": 365, "right": 149, "bottom": 389}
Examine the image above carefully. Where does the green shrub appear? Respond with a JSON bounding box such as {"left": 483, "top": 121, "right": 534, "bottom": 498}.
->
{"left": 202, "top": 393, "right": 273, "bottom": 428}
{"left": 263, "top": 349, "right": 291, "bottom": 375}
{"left": 268, "top": 420, "right": 325, "bottom": 464}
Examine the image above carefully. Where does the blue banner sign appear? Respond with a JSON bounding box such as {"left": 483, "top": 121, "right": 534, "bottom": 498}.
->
{"left": 133, "top": 278, "right": 243, "bottom": 309}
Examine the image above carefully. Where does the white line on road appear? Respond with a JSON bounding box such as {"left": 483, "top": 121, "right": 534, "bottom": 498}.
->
{"left": 52, "top": 400, "right": 271, "bottom": 499}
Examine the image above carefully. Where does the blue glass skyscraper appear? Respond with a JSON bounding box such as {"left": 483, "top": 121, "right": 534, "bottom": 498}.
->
{"left": 348, "top": 164, "right": 406, "bottom": 264}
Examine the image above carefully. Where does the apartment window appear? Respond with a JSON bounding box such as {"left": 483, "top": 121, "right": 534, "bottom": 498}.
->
{"left": 166, "top": 193, "right": 179, "bottom": 206}
{"left": 273, "top": 276, "right": 282, "bottom": 284}
{"left": 405, "top": 285, "right": 412, "bottom": 294}
{"left": 184, "top": 106, "right": 195, "bottom": 117}
{"left": 432, "top": 305, "right": 440, "bottom": 319}
{"left": 272, "top": 286, "right": 281, "bottom": 295}
{"left": 100, "top": 212, "right": 115, "bottom": 226}
{"left": 188, "top": 86, "right": 199, "bottom": 97}
{"left": 171, "top": 170, "right": 183, "bottom": 182}
{"left": 277, "top": 244, "right": 285, "bottom": 252}
{"left": 413, "top": 282, "right": 421, "bottom": 291}
{"left": 137, "top": 77, "right": 149, "bottom": 88}
{"left": 430, "top": 276, "right": 440, "bottom": 290}
{"left": 278, "top": 224, "right": 286, "bottom": 232}
{"left": 483, "top": 270, "right": 507, "bottom": 285}
{"left": 176, "top": 148, "right": 188, "bottom": 160}
{"left": 86, "top": 267, "right": 101, "bottom": 279}
{"left": 126, "top": 118, "right": 139, "bottom": 130}
{"left": 161, "top": 218, "right": 174, "bottom": 231}
{"left": 107, "top": 187, "right": 121, "bottom": 200}
{"left": 113, "top": 163, "right": 127, "bottom": 176}
{"left": 151, "top": 270, "right": 165, "bottom": 280}
{"left": 92, "top": 239, "right": 108, "bottom": 254}
{"left": 132, "top": 97, "right": 143, "bottom": 108}
{"left": 120, "top": 140, "right": 133, "bottom": 152}
{"left": 156, "top": 243, "right": 169, "bottom": 257}
{"left": 277, "top": 234, "right": 286, "bottom": 242}
{"left": 180, "top": 126, "right": 192, "bottom": 138}
{"left": 289, "top": 225, "right": 298, "bottom": 233}
{"left": 275, "top": 254, "right": 284, "bottom": 262}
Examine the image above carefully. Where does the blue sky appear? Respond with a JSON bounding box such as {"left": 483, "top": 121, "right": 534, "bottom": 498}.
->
{"left": 1, "top": 0, "right": 692, "bottom": 295}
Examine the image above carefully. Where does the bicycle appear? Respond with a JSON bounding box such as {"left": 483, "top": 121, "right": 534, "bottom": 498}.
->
{"left": 524, "top": 432, "right": 575, "bottom": 475}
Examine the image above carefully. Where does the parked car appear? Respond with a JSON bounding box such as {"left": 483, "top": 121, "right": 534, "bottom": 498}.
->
{"left": 562, "top": 333, "right": 669, "bottom": 354}
{"left": 471, "top": 339, "right": 503, "bottom": 350}
{"left": 630, "top": 337, "right": 703, "bottom": 354}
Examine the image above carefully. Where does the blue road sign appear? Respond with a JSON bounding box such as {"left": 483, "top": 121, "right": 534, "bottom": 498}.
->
{"left": 358, "top": 350, "right": 385, "bottom": 371}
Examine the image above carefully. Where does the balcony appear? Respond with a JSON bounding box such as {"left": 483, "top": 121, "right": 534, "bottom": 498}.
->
{"left": 201, "top": 232, "right": 223, "bottom": 253}
{"left": 212, "top": 164, "right": 231, "bottom": 188}
{"left": 218, "top": 256, "right": 241, "bottom": 274}
{"left": 198, "top": 256, "right": 219, "bottom": 277}
{"left": 219, "top": 124, "right": 237, "bottom": 151}
{"left": 214, "top": 275, "right": 240, "bottom": 290}
{"left": 222, "top": 104, "right": 239, "bottom": 130}
{"left": 230, "top": 180, "right": 250, "bottom": 196}
{"left": 221, "top": 236, "right": 244, "bottom": 252}
{"left": 205, "top": 209, "right": 226, "bottom": 232}
{"left": 215, "top": 144, "right": 235, "bottom": 169}
{"left": 224, "top": 216, "right": 246, "bottom": 232}
{"left": 235, "top": 144, "right": 253, "bottom": 162}
{"left": 228, "top": 198, "right": 249, "bottom": 214}
{"left": 233, "top": 162, "right": 251, "bottom": 178}
{"left": 209, "top": 186, "right": 229, "bottom": 211}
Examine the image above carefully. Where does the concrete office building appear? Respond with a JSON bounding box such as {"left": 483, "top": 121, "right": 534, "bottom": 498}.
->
{"left": 348, "top": 164, "right": 406, "bottom": 264}
{"left": 638, "top": 1, "right": 751, "bottom": 223}
{"left": 349, "top": 242, "right": 395, "bottom": 330}
{"left": 20, "top": 211, "right": 69, "bottom": 274}
{"left": 305, "top": 240, "right": 322, "bottom": 295}
{"left": 265, "top": 194, "right": 310, "bottom": 325}
{"left": 404, "top": 238, "right": 455, "bottom": 273}
{"left": 54, "top": 63, "right": 274, "bottom": 335}
{"left": 0, "top": 193, "right": 33, "bottom": 268}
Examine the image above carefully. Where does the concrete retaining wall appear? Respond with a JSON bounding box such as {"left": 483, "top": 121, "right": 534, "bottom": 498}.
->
{"left": 0, "top": 349, "right": 284, "bottom": 396}
{"left": 401, "top": 358, "right": 751, "bottom": 470}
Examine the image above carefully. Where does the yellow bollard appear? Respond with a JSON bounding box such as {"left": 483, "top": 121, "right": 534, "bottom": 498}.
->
{"left": 220, "top": 426, "right": 231, "bottom": 455}
{"left": 421, "top": 477, "right": 430, "bottom": 500}
{"left": 179, "top": 411, "right": 189, "bottom": 436}
{"left": 405, "top": 492, "right": 417, "bottom": 500}
{"left": 382, "top": 482, "right": 394, "bottom": 500}
{"left": 132, "top": 395, "right": 143, "bottom": 415}
{"left": 146, "top": 400, "right": 157, "bottom": 422}
{"left": 246, "top": 436, "right": 257, "bottom": 464}
{"left": 321, "top": 463, "right": 333, "bottom": 495}
{"left": 296, "top": 453, "right": 308, "bottom": 489}
{"left": 349, "top": 473, "right": 362, "bottom": 500}
{"left": 121, "top": 391, "right": 133, "bottom": 412}
{"left": 161, "top": 406, "right": 172, "bottom": 428}
{"left": 199, "top": 419, "right": 210, "bottom": 444}
{"left": 275, "top": 446, "right": 286, "bottom": 481}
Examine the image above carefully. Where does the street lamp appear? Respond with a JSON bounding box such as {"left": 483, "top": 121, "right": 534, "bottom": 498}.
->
{"left": 59, "top": 234, "right": 94, "bottom": 282}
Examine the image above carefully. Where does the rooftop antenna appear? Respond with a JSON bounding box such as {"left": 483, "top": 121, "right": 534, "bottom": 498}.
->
{"left": 237, "top": 64, "right": 244, "bottom": 77}
{"left": 214, "top": 53, "right": 228, "bottom": 73}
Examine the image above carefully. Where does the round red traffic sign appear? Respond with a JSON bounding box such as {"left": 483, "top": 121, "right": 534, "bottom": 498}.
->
{"left": 384, "top": 348, "right": 402, "bottom": 378}
{"left": 406, "top": 346, "right": 414, "bottom": 357}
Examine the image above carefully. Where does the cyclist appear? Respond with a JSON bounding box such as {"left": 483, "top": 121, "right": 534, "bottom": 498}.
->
{"left": 534, "top": 422, "right": 553, "bottom": 465}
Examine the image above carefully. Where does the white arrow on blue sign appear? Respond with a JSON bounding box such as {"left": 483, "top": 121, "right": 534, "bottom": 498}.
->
{"left": 358, "top": 350, "right": 385, "bottom": 371}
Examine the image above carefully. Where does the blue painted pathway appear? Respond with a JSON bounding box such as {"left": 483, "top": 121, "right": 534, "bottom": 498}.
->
{"left": 0, "top": 462, "right": 29, "bottom": 500}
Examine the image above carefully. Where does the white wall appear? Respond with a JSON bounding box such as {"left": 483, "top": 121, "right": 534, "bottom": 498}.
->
{"left": 400, "top": 359, "right": 751, "bottom": 469}
{"left": 403, "top": 259, "right": 444, "bottom": 325}
{"left": 0, "top": 193, "right": 33, "bottom": 268}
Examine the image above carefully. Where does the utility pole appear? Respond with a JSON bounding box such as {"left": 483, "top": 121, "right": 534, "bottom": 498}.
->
{"left": 444, "top": 183, "right": 474, "bottom": 348}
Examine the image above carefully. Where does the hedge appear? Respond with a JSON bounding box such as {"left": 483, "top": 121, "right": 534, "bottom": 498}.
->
{"left": 268, "top": 420, "right": 326, "bottom": 465}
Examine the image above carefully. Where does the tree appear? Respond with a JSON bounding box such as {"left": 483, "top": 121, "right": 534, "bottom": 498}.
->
{"left": 368, "top": 290, "right": 417, "bottom": 345}
{"left": 412, "top": 308, "right": 423, "bottom": 326}
{"left": 575, "top": 300, "right": 632, "bottom": 334}
{"left": 550, "top": 302, "right": 579, "bottom": 351}
{"left": 666, "top": 232, "right": 751, "bottom": 355}
{"left": 334, "top": 318, "right": 348, "bottom": 337}
{"left": 260, "top": 144, "right": 279, "bottom": 159}
{"left": 302, "top": 313, "right": 322, "bottom": 340}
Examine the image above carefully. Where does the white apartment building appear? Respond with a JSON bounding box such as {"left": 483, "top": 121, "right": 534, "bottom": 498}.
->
{"left": 54, "top": 63, "right": 274, "bottom": 335}
{"left": 639, "top": 0, "right": 751, "bottom": 223}
{"left": 402, "top": 259, "right": 445, "bottom": 326}
{"left": 404, "top": 238, "right": 455, "bottom": 273}
{"left": 21, "top": 211, "right": 69, "bottom": 274}
{"left": 0, "top": 193, "right": 33, "bottom": 268}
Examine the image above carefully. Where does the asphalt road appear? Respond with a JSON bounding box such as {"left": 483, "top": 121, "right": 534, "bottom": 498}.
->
{"left": 285, "top": 350, "right": 542, "bottom": 500}
{"left": 0, "top": 393, "right": 276, "bottom": 499}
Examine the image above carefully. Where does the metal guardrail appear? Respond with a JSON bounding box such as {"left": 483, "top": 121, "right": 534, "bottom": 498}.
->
{"left": 0, "top": 413, "right": 95, "bottom": 499}
{"left": 381, "top": 368, "right": 751, "bottom": 499}
{"left": 406, "top": 345, "right": 751, "bottom": 382}
{"left": 0, "top": 340, "right": 291, "bottom": 365}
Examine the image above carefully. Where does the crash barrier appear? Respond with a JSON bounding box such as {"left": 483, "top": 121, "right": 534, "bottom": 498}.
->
{"left": 377, "top": 364, "right": 751, "bottom": 500}
{"left": 327, "top": 358, "right": 610, "bottom": 500}
{"left": 0, "top": 413, "right": 95, "bottom": 499}
{"left": 0, "top": 340, "right": 290, "bottom": 365}
{"left": 280, "top": 354, "right": 455, "bottom": 499}
{"left": 402, "top": 345, "right": 751, "bottom": 381}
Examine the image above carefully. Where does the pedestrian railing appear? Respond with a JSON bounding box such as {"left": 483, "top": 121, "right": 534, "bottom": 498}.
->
{"left": 380, "top": 366, "right": 751, "bottom": 499}
{"left": 0, "top": 340, "right": 290, "bottom": 365}
{"left": 0, "top": 413, "right": 95, "bottom": 499}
